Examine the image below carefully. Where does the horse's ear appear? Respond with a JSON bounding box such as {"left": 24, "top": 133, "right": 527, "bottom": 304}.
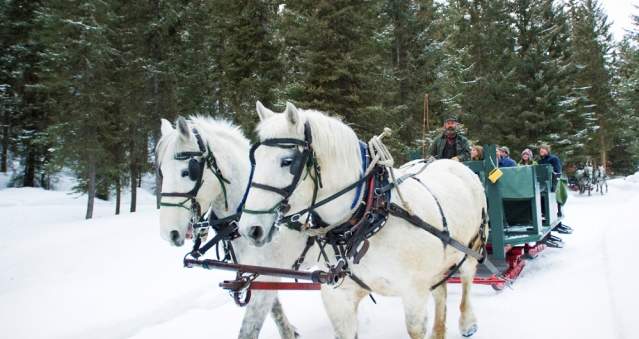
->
{"left": 176, "top": 116, "right": 191, "bottom": 141}
{"left": 160, "top": 119, "right": 173, "bottom": 136}
{"left": 285, "top": 102, "right": 299, "bottom": 126}
{"left": 256, "top": 101, "right": 275, "bottom": 121}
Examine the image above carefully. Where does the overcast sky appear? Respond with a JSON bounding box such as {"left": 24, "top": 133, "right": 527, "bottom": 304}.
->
{"left": 601, "top": 0, "right": 637, "bottom": 41}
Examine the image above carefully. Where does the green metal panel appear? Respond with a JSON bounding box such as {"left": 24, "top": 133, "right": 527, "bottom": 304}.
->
{"left": 462, "top": 145, "right": 562, "bottom": 260}
{"left": 482, "top": 145, "right": 507, "bottom": 260}
{"left": 535, "top": 164, "right": 562, "bottom": 227}
{"left": 499, "top": 167, "right": 536, "bottom": 199}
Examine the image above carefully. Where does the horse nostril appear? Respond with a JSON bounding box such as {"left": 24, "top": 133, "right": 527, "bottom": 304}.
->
{"left": 249, "top": 225, "right": 264, "bottom": 240}
{"left": 170, "top": 230, "right": 180, "bottom": 242}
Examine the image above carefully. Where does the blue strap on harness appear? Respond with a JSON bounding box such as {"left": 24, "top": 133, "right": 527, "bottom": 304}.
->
{"left": 351, "top": 141, "right": 369, "bottom": 209}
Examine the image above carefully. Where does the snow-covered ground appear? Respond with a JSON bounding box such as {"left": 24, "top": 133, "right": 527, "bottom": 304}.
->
{"left": 1, "top": 176, "right": 638, "bottom": 339}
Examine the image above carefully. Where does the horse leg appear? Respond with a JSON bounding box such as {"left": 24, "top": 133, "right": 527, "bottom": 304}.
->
{"left": 396, "top": 288, "right": 429, "bottom": 339}
{"left": 270, "top": 296, "right": 299, "bottom": 339}
{"left": 458, "top": 259, "right": 479, "bottom": 337}
{"left": 321, "top": 283, "right": 366, "bottom": 339}
{"left": 429, "top": 284, "right": 447, "bottom": 339}
{"left": 238, "top": 291, "right": 293, "bottom": 339}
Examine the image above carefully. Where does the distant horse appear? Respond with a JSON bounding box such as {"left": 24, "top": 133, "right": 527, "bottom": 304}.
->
{"left": 156, "top": 116, "right": 303, "bottom": 339}
{"left": 593, "top": 165, "right": 608, "bottom": 195}
{"left": 575, "top": 163, "right": 593, "bottom": 195}
{"left": 238, "top": 102, "right": 488, "bottom": 339}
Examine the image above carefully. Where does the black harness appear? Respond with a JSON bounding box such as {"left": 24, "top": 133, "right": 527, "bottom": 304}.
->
{"left": 157, "top": 127, "right": 240, "bottom": 260}
{"left": 243, "top": 122, "right": 323, "bottom": 223}
{"left": 243, "top": 122, "right": 495, "bottom": 292}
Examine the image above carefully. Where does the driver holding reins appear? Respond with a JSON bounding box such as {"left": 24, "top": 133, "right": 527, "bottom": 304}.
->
{"left": 428, "top": 113, "right": 471, "bottom": 161}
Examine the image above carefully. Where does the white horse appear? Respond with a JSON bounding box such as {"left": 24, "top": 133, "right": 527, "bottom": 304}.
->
{"left": 594, "top": 165, "right": 608, "bottom": 194}
{"left": 156, "top": 116, "right": 304, "bottom": 339}
{"left": 238, "top": 102, "right": 488, "bottom": 339}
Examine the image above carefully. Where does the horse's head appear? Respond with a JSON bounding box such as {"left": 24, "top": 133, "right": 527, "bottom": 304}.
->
{"left": 585, "top": 165, "right": 593, "bottom": 176}
{"left": 238, "top": 102, "right": 361, "bottom": 247}
{"left": 156, "top": 116, "right": 229, "bottom": 246}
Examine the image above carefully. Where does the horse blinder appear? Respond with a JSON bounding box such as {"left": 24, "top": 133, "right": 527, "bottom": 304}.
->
{"left": 188, "top": 158, "right": 202, "bottom": 181}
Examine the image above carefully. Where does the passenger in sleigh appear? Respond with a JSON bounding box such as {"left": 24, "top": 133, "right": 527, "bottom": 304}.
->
{"left": 518, "top": 148, "right": 537, "bottom": 166}
{"left": 538, "top": 144, "right": 573, "bottom": 234}
{"left": 470, "top": 145, "right": 484, "bottom": 161}
{"left": 497, "top": 146, "right": 516, "bottom": 167}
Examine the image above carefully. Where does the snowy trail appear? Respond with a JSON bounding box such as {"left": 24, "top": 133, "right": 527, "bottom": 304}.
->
{"left": 1, "top": 179, "right": 638, "bottom": 339}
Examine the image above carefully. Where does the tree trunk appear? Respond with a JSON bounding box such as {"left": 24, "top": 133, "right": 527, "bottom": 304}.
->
{"left": 86, "top": 156, "right": 96, "bottom": 219}
{"left": 600, "top": 131, "right": 607, "bottom": 170}
{"left": 23, "top": 146, "right": 36, "bottom": 187}
{"left": 152, "top": 0, "right": 162, "bottom": 209}
{"left": 130, "top": 162, "right": 137, "bottom": 213}
{"left": 115, "top": 176, "right": 121, "bottom": 215}
{"left": 1, "top": 112, "right": 8, "bottom": 173}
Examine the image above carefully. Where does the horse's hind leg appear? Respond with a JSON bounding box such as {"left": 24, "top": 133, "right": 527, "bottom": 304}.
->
{"left": 239, "top": 291, "right": 297, "bottom": 339}
{"left": 270, "top": 297, "right": 299, "bottom": 338}
{"left": 321, "top": 282, "right": 366, "bottom": 339}
{"left": 397, "top": 289, "right": 429, "bottom": 339}
{"left": 429, "top": 284, "right": 447, "bottom": 339}
{"left": 458, "top": 259, "right": 479, "bottom": 337}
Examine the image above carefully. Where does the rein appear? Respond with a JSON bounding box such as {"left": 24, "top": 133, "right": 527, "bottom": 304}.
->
{"left": 174, "top": 121, "right": 499, "bottom": 305}
{"left": 159, "top": 127, "right": 230, "bottom": 213}
{"left": 242, "top": 121, "right": 370, "bottom": 232}
{"left": 157, "top": 126, "right": 239, "bottom": 259}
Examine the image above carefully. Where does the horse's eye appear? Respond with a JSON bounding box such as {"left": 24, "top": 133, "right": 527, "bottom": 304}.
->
{"left": 181, "top": 169, "right": 189, "bottom": 177}
{"left": 281, "top": 158, "right": 293, "bottom": 167}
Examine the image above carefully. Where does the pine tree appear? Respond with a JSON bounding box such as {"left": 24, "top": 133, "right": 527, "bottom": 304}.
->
{"left": 280, "top": 0, "right": 383, "bottom": 137}
{"left": 379, "top": 0, "right": 447, "bottom": 157}
{"left": 439, "top": 0, "right": 517, "bottom": 147}
{"left": 569, "top": 0, "right": 616, "bottom": 167}
{"left": 38, "top": 0, "right": 122, "bottom": 218}
{"left": 0, "top": 0, "right": 53, "bottom": 186}
{"left": 207, "top": 0, "right": 284, "bottom": 132}
{"left": 508, "top": 0, "right": 584, "bottom": 160}
{"left": 609, "top": 8, "right": 639, "bottom": 174}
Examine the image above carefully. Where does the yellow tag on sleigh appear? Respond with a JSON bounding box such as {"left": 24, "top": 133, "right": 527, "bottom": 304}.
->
{"left": 488, "top": 168, "right": 503, "bottom": 183}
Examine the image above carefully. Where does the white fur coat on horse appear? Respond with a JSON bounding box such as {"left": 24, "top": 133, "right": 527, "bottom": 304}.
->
{"left": 238, "top": 102, "right": 488, "bottom": 339}
{"left": 155, "top": 116, "right": 305, "bottom": 339}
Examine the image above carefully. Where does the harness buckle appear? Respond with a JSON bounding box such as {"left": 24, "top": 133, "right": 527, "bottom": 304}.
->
{"left": 290, "top": 214, "right": 301, "bottom": 223}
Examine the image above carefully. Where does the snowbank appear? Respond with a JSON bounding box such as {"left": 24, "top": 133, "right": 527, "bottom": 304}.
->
{"left": 1, "top": 179, "right": 638, "bottom": 339}
{"left": 626, "top": 171, "right": 639, "bottom": 183}
{"left": 0, "top": 171, "right": 9, "bottom": 188}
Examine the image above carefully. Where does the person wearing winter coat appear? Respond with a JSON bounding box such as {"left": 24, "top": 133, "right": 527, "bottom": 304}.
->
{"left": 497, "top": 146, "right": 516, "bottom": 167}
{"left": 538, "top": 144, "right": 572, "bottom": 234}
{"left": 518, "top": 148, "right": 537, "bottom": 166}
{"left": 428, "top": 115, "right": 471, "bottom": 161}
{"left": 538, "top": 144, "right": 562, "bottom": 175}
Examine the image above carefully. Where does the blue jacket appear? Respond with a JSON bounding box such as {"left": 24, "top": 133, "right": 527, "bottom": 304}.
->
{"left": 539, "top": 154, "right": 562, "bottom": 174}
{"left": 499, "top": 156, "right": 516, "bottom": 168}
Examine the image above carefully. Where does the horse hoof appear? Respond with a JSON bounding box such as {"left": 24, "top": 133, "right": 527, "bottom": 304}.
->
{"left": 461, "top": 324, "right": 478, "bottom": 337}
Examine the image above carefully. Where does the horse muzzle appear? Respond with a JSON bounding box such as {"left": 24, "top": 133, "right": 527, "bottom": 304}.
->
{"left": 247, "top": 225, "right": 266, "bottom": 247}
{"left": 170, "top": 230, "right": 185, "bottom": 247}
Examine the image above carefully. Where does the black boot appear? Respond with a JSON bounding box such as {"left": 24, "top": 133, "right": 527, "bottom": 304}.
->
{"left": 555, "top": 223, "right": 573, "bottom": 234}
{"left": 544, "top": 238, "right": 564, "bottom": 248}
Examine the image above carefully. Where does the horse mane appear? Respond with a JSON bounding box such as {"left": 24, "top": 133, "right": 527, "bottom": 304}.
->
{"left": 256, "top": 109, "right": 362, "bottom": 185}
{"left": 156, "top": 115, "right": 250, "bottom": 165}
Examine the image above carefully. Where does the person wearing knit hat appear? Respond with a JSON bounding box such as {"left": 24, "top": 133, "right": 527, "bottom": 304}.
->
{"left": 497, "top": 146, "right": 516, "bottom": 167}
{"left": 518, "top": 148, "right": 537, "bottom": 166}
